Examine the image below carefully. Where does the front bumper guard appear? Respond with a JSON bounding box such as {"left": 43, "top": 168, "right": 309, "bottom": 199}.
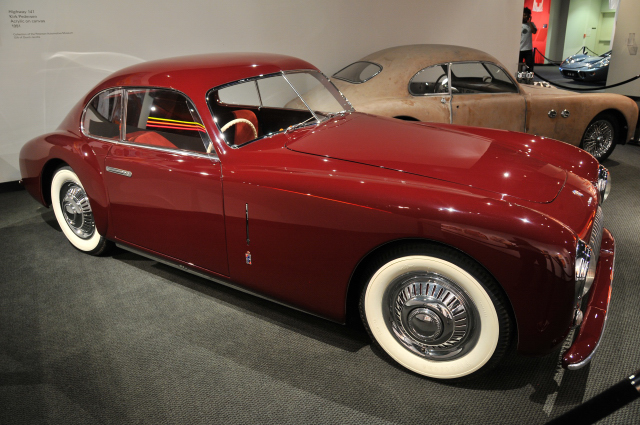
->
{"left": 562, "top": 228, "right": 615, "bottom": 369}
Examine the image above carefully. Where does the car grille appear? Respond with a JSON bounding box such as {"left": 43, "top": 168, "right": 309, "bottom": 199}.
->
{"left": 585, "top": 206, "right": 603, "bottom": 295}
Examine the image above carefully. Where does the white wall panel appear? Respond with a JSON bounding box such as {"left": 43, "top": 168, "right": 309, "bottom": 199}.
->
{"left": 0, "top": 0, "right": 521, "bottom": 183}
{"left": 606, "top": 0, "right": 640, "bottom": 97}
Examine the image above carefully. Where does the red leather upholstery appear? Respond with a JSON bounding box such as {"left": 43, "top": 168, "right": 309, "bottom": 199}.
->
{"left": 232, "top": 110, "right": 259, "bottom": 145}
{"left": 127, "top": 131, "right": 177, "bottom": 148}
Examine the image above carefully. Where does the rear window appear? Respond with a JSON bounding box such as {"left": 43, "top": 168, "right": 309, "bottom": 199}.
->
{"left": 332, "top": 61, "right": 382, "bottom": 84}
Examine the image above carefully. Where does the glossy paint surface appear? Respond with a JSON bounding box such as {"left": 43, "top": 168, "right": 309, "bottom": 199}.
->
{"left": 287, "top": 113, "right": 567, "bottom": 203}
{"left": 18, "top": 53, "right": 612, "bottom": 357}
{"left": 104, "top": 145, "right": 228, "bottom": 276}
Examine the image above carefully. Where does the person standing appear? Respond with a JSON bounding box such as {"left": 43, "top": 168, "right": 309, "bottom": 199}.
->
{"left": 520, "top": 7, "right": 538, "bottom": 71}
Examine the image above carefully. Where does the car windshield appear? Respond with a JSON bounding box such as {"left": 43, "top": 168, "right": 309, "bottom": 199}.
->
{"left": 208, "top": 70, "right": 353, "bottom": 147}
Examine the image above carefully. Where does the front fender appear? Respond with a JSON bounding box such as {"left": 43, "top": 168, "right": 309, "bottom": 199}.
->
{"left": 410, "top": 191, "right": 579, "bottom": 355}
{"left": 522, "top": 86, "right": 639, "bottom": 145}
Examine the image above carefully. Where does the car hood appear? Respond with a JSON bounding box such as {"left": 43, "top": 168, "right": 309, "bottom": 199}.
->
{"left": 561, "top": 55, "right": 605, "bottom": 69}
{"left": 286, "top": 113, "right": 566, "bottom": 203}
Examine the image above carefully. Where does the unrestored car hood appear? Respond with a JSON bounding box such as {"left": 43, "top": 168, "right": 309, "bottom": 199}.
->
{"left": 286, "top": 113, "right": 566, "bottom": 203}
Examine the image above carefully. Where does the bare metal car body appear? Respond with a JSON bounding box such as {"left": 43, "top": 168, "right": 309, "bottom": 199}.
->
{"left": 330, "top": 45, "right": 637, "bottom": 162}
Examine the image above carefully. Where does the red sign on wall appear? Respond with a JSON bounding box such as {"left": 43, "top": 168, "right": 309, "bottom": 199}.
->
{"left": 524, "top": 0, "right": 551, "bottom": 64}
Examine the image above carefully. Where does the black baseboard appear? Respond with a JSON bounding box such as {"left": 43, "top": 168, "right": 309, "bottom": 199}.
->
{"left": 0, "top": 180, "right": 24, "bottom": 193}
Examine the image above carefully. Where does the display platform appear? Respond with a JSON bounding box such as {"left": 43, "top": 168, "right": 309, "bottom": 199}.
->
{"left": 1, "top": 144, "right": 639, "bottom": 424}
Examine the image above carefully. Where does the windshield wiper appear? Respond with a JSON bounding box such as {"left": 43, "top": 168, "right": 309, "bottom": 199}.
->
{"left": 317, "top": 111, "right": 347, "bottom": 120}
{"left": 285, "top": 116, "right": 317, "bottom": 133}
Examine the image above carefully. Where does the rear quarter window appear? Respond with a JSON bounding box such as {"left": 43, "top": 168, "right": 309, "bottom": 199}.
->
{"left": 332, "top": 61, "right": 382, "bottom": 84}
{"left": 82, "top": 89, "right": 123, "bottom": 140}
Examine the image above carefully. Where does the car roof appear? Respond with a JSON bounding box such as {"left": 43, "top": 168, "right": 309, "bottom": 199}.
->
{"left": 359, "top": 44, "right": 503, "bottom": 71}
{"left": 89, "top": 52, "right": 318, "bottom": 98}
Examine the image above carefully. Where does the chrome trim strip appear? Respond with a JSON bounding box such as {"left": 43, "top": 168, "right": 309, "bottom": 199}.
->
{"left": 105, "top": 166, "right": 132, "bottom": 177}
{"left": 245, "top": 203, "right": 250, "bottom": 245}
{"left": 114, "top": 243, "right": 333, "bottom": 322}
{"left": 282, "top": 72, "right": 321, "bottom": 123}
{"left": 447, "top": 63, "right": 453, "bottom": 124}
{"left": 116, "top": 140, "right": 219, "bottom": 161}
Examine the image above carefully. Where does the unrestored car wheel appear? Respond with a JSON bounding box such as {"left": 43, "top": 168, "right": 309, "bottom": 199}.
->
{"left": 580, "top": 113, "right": 618, "bottom": 162}
{"left": 51, "top": 166, "right": 111, "bottom": 255}
{"left": 360, "top": 244, "right": 512, "bottom": 380}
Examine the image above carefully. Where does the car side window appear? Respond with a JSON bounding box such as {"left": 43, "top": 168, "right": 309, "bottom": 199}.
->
{"left": 332, "top": 61, "right": 382, "bottom": 84}
{"left": 450, "top": 62, "right": 518, "bottom": 94}
{"left": 82, "top": 89, "right": 123, "bottom": 140}
{"left": 124, "top": 88, "right": 211, "bottom": 153}
{"left": 409, "top": 64, "right": 450, "bottom": 95}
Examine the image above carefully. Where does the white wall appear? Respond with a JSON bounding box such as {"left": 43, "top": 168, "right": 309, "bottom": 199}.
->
{"left": 0, "top": 0, "right": 522, "bottom": 183}
{"left": 606, "top": 0, "right": 640, "bottom": 97}
{"left": 563, "top": 0, "right": 602, "bottom": 59}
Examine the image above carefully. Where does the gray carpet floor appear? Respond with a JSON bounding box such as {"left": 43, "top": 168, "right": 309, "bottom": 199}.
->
{"left": 1, "top": 144, "right": 640, "bottom": 424}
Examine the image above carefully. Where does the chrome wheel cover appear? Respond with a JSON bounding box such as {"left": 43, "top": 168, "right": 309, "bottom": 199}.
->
{"left": 59, "top": 181, "right": 95, "bottom": 239}
{"left": 384, "top": 272, "right": 478, "bottom": 360}
{"left": 582, "top": 119, "right": 614, "bottom": 159}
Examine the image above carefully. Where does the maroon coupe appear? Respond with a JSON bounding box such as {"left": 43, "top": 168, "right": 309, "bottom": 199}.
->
{"left": 19, "top": 53, "right": 614, "bottom": 380}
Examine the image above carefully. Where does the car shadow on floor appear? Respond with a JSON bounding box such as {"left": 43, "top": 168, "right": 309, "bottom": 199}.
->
{"left": 111, "top": 248, "right": 370, "bottom": 353}
{"left": 111, "top": 246, "right": 591, "bottom": 403}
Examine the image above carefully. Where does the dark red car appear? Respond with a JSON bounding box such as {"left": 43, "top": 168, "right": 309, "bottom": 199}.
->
{"left": 19, "top": 53, "right": 614, "bottom": 380}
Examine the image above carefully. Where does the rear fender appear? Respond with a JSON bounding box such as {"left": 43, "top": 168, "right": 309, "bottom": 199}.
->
{"left": 22, "top": 131, "right": 112, "bottom": 236}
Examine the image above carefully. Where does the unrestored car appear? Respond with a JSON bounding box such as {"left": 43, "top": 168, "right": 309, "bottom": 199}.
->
{"left": 330, "top": 44, "right": 637, "bottom": 161}
{"left": 559, "top": 49, "right": 611, "bottom": 82}
{"left": 20, "top": 53, "right": 614, "bottom": 380}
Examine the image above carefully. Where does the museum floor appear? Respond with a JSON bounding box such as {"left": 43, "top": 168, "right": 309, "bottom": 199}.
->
{"left": 1, "top": 144, "right": 639, "bottom": 424}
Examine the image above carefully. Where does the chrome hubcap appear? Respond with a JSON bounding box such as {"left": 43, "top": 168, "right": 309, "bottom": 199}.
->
{"left": 385, "top": 273, "right": 478, "bottom": 360}
{"left": 60, "top": 181, "right": 95, "bottom": 239}
{"left": 582, "top": 120, "right": 613, "bottom": 159}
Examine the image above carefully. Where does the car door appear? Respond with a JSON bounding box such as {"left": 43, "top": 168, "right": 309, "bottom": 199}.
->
{"left": 409, "top": 63, "right": 452, "bottom": 123}
{"left": 104, "top": 88, "right": 229, "bottom": 276}
{"left": 449, "top": 61, "right": 526, "bottom": 132}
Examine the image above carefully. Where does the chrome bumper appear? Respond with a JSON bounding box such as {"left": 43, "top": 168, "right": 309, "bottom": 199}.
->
{"left": 562, "top": 228, "right": 615, "bottom": 369}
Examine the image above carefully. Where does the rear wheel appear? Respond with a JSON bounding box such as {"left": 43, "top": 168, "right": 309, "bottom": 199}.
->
{"left": 359, "top": 244, "right": 512, "bottom": 380}
{"left": 580, "top": 113, "right": 618, "bottom": 162}
{"left": 51, "top": 166, "right": 111, "bottom": 255}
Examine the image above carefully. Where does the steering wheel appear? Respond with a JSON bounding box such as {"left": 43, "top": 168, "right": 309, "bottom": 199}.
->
{"left": 220, "top": 118, "right": 257, "bottom": 138}
{"left": 435, "top": 74, "right": 449, "bottom": 93}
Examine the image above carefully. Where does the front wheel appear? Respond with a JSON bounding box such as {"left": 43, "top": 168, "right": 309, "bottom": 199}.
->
{"left": 359, "top": 244, "right": 512, "bottom": 380}
{"left": 51, "top": 166, "right": 111, "bottom": 255}
{"left": 580, "top": 113, "right": 618, "bottom": 162}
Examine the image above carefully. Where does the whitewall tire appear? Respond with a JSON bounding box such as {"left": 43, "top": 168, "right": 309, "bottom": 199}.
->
{"left": 51, "top": 166, "right": 110, "bottom": 255}
{"left": 360, "top": 244, "right": 512, "bottom": 380}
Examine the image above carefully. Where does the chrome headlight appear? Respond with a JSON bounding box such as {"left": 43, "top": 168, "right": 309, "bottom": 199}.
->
{"left": 575, "top": 239, "right": 592, "bottom": 304}
{"left": 596, "top": 165, "right": 611, "bottom": 203}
